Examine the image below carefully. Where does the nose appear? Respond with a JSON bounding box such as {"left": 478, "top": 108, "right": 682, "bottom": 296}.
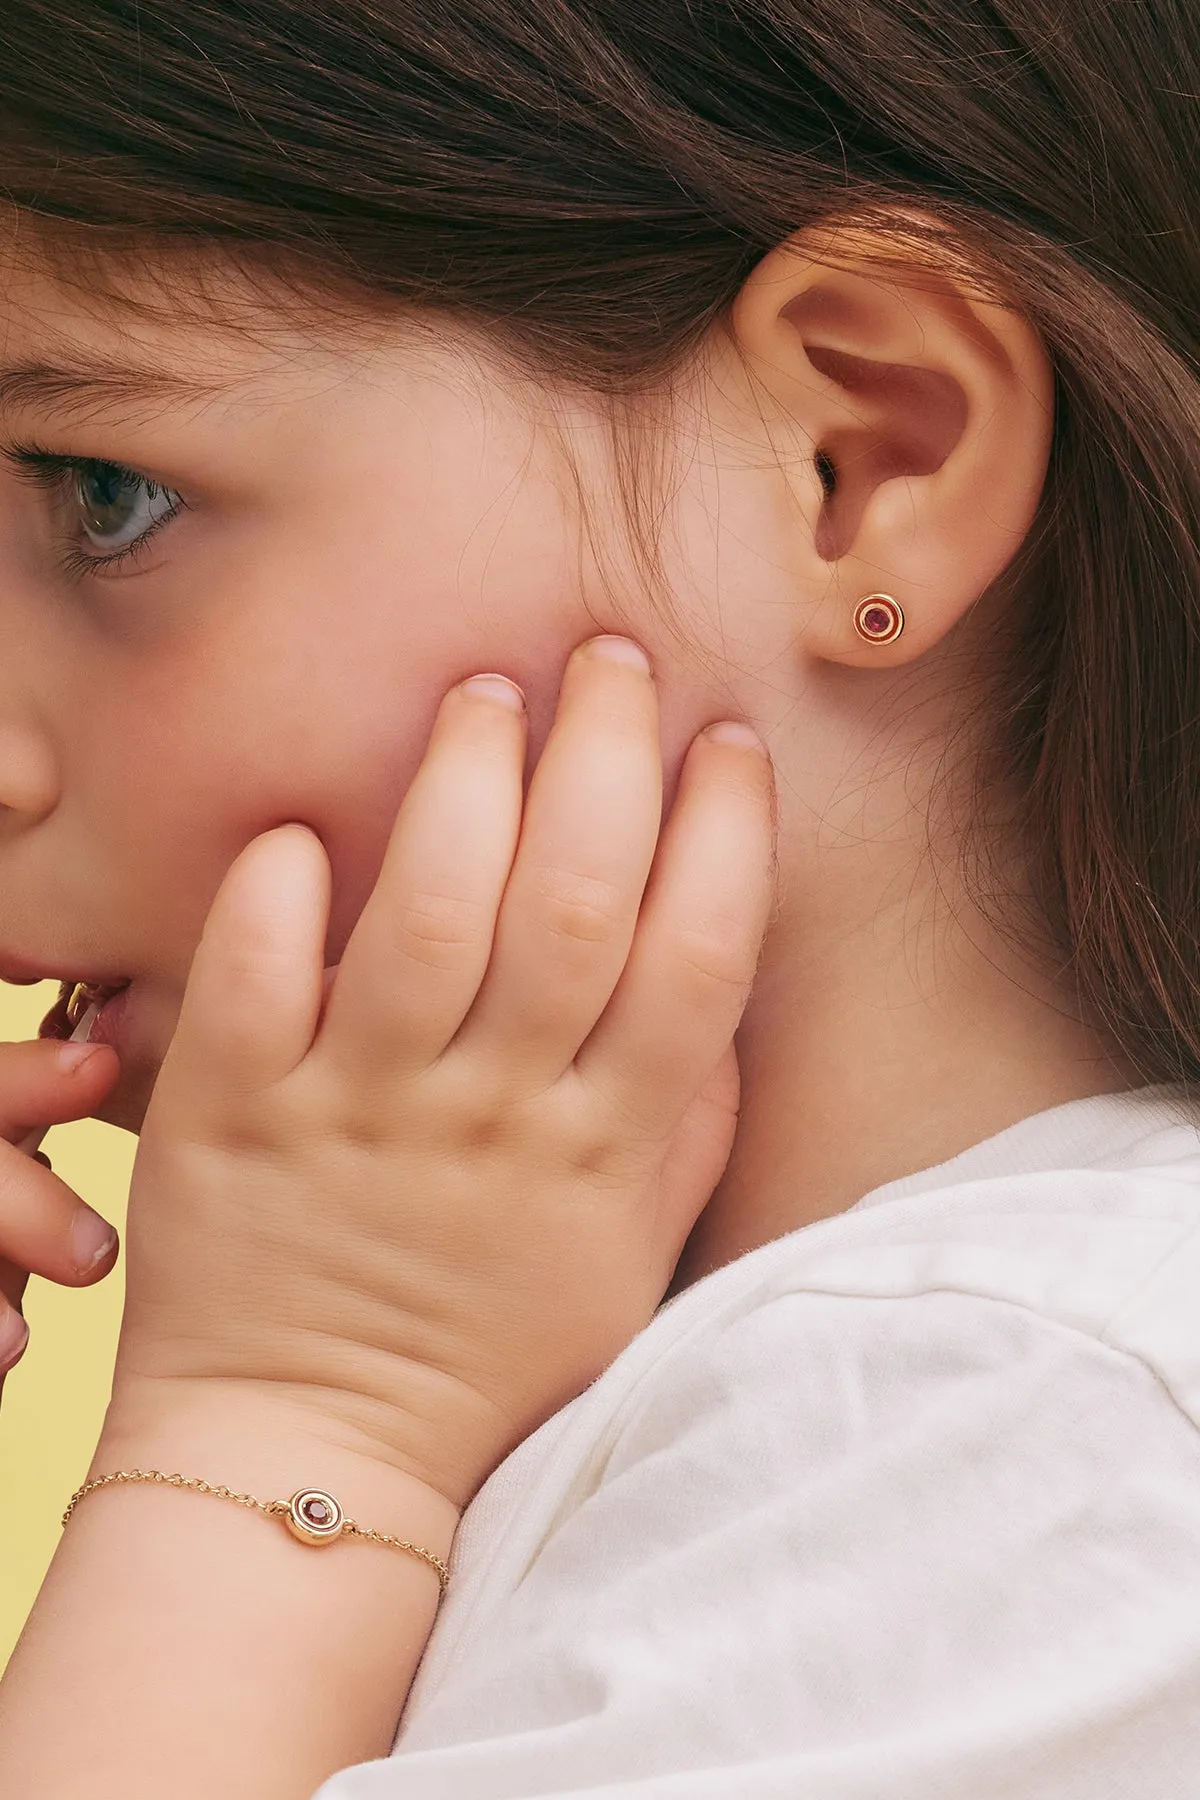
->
{"left": 0, "top": 714, "right": 59, "bottom": 824}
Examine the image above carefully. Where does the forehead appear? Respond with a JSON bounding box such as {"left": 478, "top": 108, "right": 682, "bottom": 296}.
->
{"left": 0, "top": 232, "right": 404, "bottom": 428}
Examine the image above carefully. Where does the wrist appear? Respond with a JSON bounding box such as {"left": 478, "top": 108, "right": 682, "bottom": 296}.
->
{"left": 7, "top": 1377, "right": 464, "bottom": 1796}
{"left": 108, "top": 1333, "right": 521, "bottom": 1509}
{"left": 96, "top": 1374, "right": 463, "bottom": 1568}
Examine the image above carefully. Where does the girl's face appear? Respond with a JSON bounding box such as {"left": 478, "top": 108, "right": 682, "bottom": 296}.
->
{"left": 0, "top": 256, "right": 755, "bottom": 1132}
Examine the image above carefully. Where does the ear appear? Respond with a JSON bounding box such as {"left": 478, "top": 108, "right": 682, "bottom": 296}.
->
{"left": 728, "top": 218, "right": 1055, "bottom": 666}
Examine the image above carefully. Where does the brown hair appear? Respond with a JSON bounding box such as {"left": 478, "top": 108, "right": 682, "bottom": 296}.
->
{"left": 1, "top": 1, "right": 1198, "bottom": 1078}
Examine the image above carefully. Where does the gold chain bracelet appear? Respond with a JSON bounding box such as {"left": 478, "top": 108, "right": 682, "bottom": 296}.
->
{"left": 62, "top": 1470, "right": 451, "bottom": 1592}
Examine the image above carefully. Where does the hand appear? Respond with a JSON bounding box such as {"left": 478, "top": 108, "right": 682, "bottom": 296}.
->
{"left": 109, "top": 638, "right": 776, "bottom": 1506}
{"left": 0, "top": 1039, "right": 121, "bottom": 1399}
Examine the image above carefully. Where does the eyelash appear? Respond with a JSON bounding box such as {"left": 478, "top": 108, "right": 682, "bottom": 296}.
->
{"left": 0, "top": 441, "right": 188, "bottom": 580}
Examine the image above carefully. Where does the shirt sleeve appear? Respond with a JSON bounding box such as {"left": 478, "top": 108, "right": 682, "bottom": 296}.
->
{"left": 313, "top": 1288, "right": 1200, "bottom": 1798}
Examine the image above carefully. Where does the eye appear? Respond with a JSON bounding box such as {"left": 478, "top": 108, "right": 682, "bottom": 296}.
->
{"left": 74, "top": 461, "right": 179, "bottom": 552}
{"left": 0, "top": 441, "right": 188, "bottom": 578}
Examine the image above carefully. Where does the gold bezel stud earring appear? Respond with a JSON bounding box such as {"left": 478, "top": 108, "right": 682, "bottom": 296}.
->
{"left": 853, "top": 594, "right": 905, "bottom": 645}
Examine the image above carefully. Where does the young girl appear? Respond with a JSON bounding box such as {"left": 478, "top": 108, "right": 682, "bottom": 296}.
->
{"left": 0, "top": 0, "right": 1197, "bottom": 1794}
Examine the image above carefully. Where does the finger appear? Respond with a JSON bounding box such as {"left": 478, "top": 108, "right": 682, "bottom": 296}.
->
{"left": 458, "top": 638, "right": 661, "bottom": 1081}
{"left": 576, "top": 721, "right": 776, "bottom": 1135}
{"left": 162, "top": 825, "right": 330, "bottom": 1102}
{"left": 650, "top": 1043, "right": 742, "bottom": 1290}
{"left": 0, "top": 1038, "right": 120, "bottom": 1143}
{"left": 0, "top": 1263, "right": 30, "bottom": 1409}
{"left": 0, "top": 1146, "right": 120, "bottom": 1286}
{"left": 318, "top": 675, "right": 526, "bottom": 1077}
{"left": 0, "top": 1255, "right": 30, "bottom": 1314}
{"left": 0, "top": 1295, "right": 31, "bottom": 1387}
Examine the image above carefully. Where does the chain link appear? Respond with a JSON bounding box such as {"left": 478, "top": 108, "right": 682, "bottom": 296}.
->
{"left": 62, "top": 1469, "right": 450, "bottom": 1590}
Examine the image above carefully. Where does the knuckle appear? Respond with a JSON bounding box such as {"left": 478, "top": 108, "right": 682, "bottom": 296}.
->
{"left": 565, "top": 1071, "right": 658, "bottom": 1162}
{"left": 576, "top": 1111, "right": 655, "bottom": 1170}
{"left": 673, "top": 921, "right": 756, "bottom": 1004}
{"left": 0, "top": 1152, "right": 33, "bottom": 1207}
{"left": 212, "top": 939, "right": 298, "bottom": 994}
{"left": 440, "top": 1058, "right": 523, "bottom": 1131}
{"left": 534, "top": 867, "right": 625, "bottom": 950}
{"left": 389, "top": 889, "right": 488, "bottom": 967}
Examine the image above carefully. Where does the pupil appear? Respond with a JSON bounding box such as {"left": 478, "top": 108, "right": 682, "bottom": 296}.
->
{"left": 77, "top": 464, "right": 137, "bottom": 537}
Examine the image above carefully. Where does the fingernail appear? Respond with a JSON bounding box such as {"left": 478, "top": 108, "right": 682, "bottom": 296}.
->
{"left": 56, "top": 1042, "right": 106, "bottom": 1074}
{"left": 0, "top": 1312, "right": 29, "bottom": 1372}
{"left": 581, "top": 635, "right": 652, "bottom": 673}
{"left": 459, "top": 674, "right": 526, "bottom": 711}
{"left": 704, "top": 720, "right": 765, "bottom": 750}
{"left": 71, "top": 1210, "right": 118, "bottom": 1275}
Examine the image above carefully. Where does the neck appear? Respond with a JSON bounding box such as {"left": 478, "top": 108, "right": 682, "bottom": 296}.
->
{"left": 668, "top": 862, "right": 1138, "bottom": 1295}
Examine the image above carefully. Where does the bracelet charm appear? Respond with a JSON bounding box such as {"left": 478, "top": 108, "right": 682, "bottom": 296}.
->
{"left": 286, "top": 1487, "right": 345, "bottom": 1546}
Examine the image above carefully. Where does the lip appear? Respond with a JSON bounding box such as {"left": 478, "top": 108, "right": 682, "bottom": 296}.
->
{"left": 0, "top": 953, "right": 131, "bottom": 989}
{"left": 36, "top": 974, "right": 131, "bottom": 1039}
{"left": 79, "top": 983, "right": 135, "bottom": 1054}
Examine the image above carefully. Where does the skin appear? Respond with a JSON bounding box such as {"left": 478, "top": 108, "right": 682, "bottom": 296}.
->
{"left": 0, "top": 641, "right": 777, "bottom": 1798}
{"left": 0, "top": 217, "right": 1134, "bottom": 1303}
{"left": 0, "top": 215, "right": 1143, "bottom": 1796}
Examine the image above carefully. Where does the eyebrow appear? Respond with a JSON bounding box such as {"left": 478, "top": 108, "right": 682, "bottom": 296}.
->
{"left": 0, "top": 356, "right": 228, "bottom": 423}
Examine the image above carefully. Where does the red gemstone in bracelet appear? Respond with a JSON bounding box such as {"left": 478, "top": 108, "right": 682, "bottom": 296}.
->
{"left": 285, "top": 1487, "right": 345, "bottom": 1545}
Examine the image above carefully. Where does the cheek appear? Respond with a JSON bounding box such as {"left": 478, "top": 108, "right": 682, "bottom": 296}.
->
{"left": 62, "top": 406, "right": 607, "bottom": 968}
{"left": 75, "top": 593, "right": 727, "bottom": 977}
{"left": 80, "top": 663, "right": 437, "bottom": 953}
{"left": 67, "top": 569, "right": 521, "bottom": 973}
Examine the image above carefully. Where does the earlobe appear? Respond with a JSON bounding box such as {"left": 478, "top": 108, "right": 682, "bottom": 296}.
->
{"left": 729, "top": 219, "right": 1055, "bottom": 668}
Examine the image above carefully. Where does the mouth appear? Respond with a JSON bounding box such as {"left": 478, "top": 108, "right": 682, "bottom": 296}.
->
{"left": 39, "top": 978, "right": 133, "bottom": 1042}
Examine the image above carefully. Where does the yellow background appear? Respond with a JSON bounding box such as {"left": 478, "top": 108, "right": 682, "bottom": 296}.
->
{"left": 0, "top": 981, "right": 135, "bottom": 1669}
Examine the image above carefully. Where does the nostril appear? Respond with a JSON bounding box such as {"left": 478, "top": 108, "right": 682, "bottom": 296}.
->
{"left": 0, "top": 723, "right": 59, "bottom": 822}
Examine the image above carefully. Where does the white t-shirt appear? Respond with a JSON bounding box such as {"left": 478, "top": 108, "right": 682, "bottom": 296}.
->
{"left": 315, "top": 1086, "right": 1200, "bottom": 1798}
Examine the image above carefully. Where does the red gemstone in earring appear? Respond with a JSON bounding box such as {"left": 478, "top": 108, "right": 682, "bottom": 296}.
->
{"left": 853, "top": 595, "right": 904, "bottom": 644}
